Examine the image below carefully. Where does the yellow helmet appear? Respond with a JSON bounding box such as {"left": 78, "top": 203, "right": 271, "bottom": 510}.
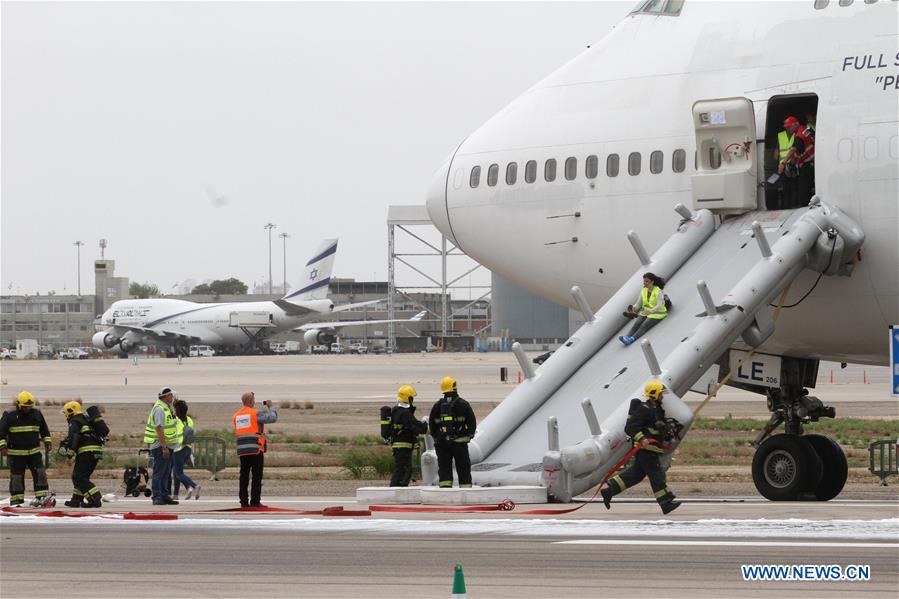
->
{"left": 440, "top": 376, "right": 457, "bottom": 394}
{"left": 645, "top": 380, "right": 665, "bottom": 401}
{"left": 16, "top": 391, "right": 35, "bottom": 408}
{"left": 63, "top": 400, "right": 83, "bottom": 418}
{"left": 397, "top": 385, "right": 417, "bottom": 404}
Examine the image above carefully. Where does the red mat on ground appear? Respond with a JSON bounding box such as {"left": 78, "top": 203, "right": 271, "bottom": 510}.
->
{"left": 206, "top": 505, "right": 370, "bottom": 516}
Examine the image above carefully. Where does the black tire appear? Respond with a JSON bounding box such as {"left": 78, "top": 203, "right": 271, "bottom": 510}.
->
{"left": 752, "top": 434, "right": 822, "bottom": 501}
{"left": 803, "top": 434, "right": 848, "bottom": 501}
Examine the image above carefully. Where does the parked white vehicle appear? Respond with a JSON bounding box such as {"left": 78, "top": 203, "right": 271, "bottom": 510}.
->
{"left": 0, "top": 348, "right": 11, "bottom": 360}
{"left": 329, "top": 343, "right": 344, "bottom": 354}
{"left": 189, "top": 345, "right": 215, "bottom": 357}
{"left": 310, "top": 345, "right": 328, "bottom": 354}
{"left": 348, "top": 342, "right": 367, "bottom": 354}
{"left": 63, "top": 347, "right": 89, "bottom": 360}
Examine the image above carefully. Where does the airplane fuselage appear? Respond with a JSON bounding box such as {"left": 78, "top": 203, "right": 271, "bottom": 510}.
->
{"left": 427, "top": 1, "right": 898, "bottom": 365}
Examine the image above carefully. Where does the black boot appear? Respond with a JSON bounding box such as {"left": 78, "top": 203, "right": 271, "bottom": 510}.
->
{"left": 64, "top": 497, "right": 82, "bottom": 508}
{"left": 600, "top": 487, "right": 613, "bottom": 510}
{"left": 660, "top": 500, "right": 681, "bottom": 515}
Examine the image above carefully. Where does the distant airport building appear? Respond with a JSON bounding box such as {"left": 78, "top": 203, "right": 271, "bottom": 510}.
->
{"left": 93, "top": 259, "right": 130, "bottom": 316}
{"left": 0, "top": 294, "right": 97, "bottom": 351}
{"left": 490, "top": 273, "right": 570, "bottom": 349}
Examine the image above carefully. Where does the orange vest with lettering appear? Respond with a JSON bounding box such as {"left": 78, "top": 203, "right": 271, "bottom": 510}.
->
{"left": 233, "top": 406, "right": 265, "bottom": 456}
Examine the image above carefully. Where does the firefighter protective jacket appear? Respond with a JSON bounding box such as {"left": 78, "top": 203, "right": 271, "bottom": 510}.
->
{"left": 390, "top": 404, "right": 428, "bottom": 449}
{"left": 428, "top": 395, "right": 477, "bottom": 443}
{"left": 624, "top": 399, "right": 667, "bottom": 454}
{"left": 63, "top": 414, "right": 103, "bottom": 457}
{"left": 0, "top": 408, "right": 51, "bottom": 456}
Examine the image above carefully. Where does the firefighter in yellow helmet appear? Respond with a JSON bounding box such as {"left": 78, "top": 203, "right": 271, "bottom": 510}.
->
{"left": 0, "top": 391, "right": 53, "bottom": 507}
{"left": 388, "top": 385, "right": 428, "bottom": 487}
{"left": 61, "top": 400, "right": 104, "bottom": 508}
{"left": 428, "top": 376, "right": 477, "bottom": 488}
{"left": 601, "top": 380, "right": 681, "bottom": 515}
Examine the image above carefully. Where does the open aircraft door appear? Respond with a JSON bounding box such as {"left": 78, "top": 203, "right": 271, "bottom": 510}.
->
{"left": 691, "top": 97, "right": 759, "bottom": 215}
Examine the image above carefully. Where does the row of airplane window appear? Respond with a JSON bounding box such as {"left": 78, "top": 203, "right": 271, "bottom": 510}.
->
{"left": 815, "top": 0, "right": 894, "bottom": 8}
{"left": 469, "top": 149, "right": 689, "bottom": 189}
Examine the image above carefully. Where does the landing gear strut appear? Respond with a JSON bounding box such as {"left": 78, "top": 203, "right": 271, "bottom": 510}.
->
{"left": 749, "top": 377, "right": 846, "bottom": 501}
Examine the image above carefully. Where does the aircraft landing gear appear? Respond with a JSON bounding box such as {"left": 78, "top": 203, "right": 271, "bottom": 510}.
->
{"left": 750, "top": 383, "right": 846, "bottom": 501}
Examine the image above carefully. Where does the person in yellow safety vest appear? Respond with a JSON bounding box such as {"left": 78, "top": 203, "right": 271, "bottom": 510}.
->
{"left": 0, "top": 391, "right": 52, "bottom": 507}
{"left": 601, "top": 380, "right": 681, "bottom": 515}
{"left": 233, "top": 391, "right": 278, "bottom": 508}
{"left": 388, "top": 385, "right": 429, "bottom": 487}
{"left": 619, "top": 273, "right": 668, "bottom": 346}
{"left": 172, "top": 399, "right": 200, "bottom": 500}
{"left": 62, "top": 401, "right": 104, "bottom": 508}
{"left": 143, "top": 387, "right": 180, "bottom": 506}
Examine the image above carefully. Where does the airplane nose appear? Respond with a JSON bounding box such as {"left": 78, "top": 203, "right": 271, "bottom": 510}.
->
{"left": 425, "top": 153, "right": 457, "bottom": 245}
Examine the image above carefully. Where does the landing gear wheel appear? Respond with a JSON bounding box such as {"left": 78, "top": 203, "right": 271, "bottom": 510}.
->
{"left": 803, "top": 434, "right": 847, "bottom": 501}
{"left": 752, "top": 434, "right": 822, "bottom": 501}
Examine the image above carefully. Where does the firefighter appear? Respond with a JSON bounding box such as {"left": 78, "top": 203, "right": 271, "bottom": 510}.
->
{"left": 62, "top": 401, "right": 104, "bottom": 508}
{"left": 0, "top": 391, "right": 52, "bottom": 507}
{"left": 428, "top": 376, "right": 477, "bottom": 488}
{"left": 601, "top": 380, "right": 681, "bottom": 515}
{"left": 388, "top": 385, "right": 428, "bottom": 487}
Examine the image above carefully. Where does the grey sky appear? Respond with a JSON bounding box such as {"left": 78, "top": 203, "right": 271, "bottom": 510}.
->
{"left": 1, "top": 1, "right": 631, "bottom": 296}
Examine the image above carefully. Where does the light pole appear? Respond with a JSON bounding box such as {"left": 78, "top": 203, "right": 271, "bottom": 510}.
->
{"left": 73, "top": 241, "right": 84, "bottom": 296}
{"left": 279, "top": 232, "right": 290, "bottom": 294}
{"left": 263, "top": 223, "right": 277, "bottom": 295}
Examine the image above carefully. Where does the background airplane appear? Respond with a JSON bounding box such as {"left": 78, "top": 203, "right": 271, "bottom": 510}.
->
{"left": 92, "top": 239, "right": 420, "bottom": 355}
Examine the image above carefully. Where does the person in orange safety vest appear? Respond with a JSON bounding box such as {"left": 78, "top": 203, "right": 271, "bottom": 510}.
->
{"left": 233, "top": 392, "right": 278, "bottom": 508}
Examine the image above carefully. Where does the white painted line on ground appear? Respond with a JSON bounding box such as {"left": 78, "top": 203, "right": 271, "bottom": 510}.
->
{"left": 554, "top": 539, "right": 899, "bottom": 548}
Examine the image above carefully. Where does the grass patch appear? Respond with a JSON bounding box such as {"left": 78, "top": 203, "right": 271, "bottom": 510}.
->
{"left": 340, "top": 447, "right": 393, "bottom": 478}
{"left": 198, "top": 428, "right": 235, "bottom": 442}
{"left": 295, "top": 444, "right": 324, "bottom": 455}
{"left": 351, "top": 434, "right": 383, "bottom": 446}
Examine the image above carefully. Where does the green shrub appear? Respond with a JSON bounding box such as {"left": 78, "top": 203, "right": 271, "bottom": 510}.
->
{"left": 340, "top": 447, "right": 393, "bottom": 478}
{"left": 351, "top": 434, "right": 382, "bottom": 446}
{"left": 296, "top": 445, "right": 323, "bottom": 455}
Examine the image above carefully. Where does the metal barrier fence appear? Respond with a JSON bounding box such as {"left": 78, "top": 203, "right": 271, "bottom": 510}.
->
{"left": 191, "top": 436, "right": 229, "bottom": 480}
{"left": 0, "top": 445, "right": 51, "bottom": 470}
{"left": 868, "top": 439, "right": 898, "bottom": 486}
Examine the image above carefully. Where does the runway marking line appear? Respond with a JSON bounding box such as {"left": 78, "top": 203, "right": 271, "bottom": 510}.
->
{"left": 554, "top": 540, "right": 898, "bottom": 548}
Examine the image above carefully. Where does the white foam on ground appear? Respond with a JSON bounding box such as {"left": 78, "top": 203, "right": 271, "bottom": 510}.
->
{"left": 3, "top": 516, "right": 897, "bottom": 540}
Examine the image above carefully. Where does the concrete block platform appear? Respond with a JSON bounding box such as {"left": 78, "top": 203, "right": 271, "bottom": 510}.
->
{"left": 420, "top": 485, "right": 547, "bottom": 505}
{"left": 356, "top": 485, "right": 547, "bottom": 505}
{"left": 355, "top": 487, "right": 423, "bottom": 504}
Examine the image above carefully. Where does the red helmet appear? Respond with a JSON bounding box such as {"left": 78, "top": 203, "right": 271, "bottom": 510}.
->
{"left": 783, "top": 116, "right": 799, "bottom": 129}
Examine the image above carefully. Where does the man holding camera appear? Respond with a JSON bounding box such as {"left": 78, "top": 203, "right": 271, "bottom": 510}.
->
{"left": 233, "top": 392, "right": 278, "bottom": 508}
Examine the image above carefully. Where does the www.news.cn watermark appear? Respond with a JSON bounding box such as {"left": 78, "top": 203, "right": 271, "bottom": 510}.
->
{"left": 742, "top": 564, "right": 871, "bottom": 582}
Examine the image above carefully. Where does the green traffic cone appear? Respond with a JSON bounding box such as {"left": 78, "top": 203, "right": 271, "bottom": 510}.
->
{"left": 451, "top": 563, "right": 467, "bottom": 598}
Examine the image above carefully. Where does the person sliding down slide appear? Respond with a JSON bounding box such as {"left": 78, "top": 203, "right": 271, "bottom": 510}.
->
{"left": 620, "top": 273, "right": 668, "bottom": 346}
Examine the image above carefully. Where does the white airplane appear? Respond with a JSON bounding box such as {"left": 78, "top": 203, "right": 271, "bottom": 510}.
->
{"left": 93, "top": 238, "right": 425, "bottom": 354}
{"left": 425, "top": 1, "right": 898, "bottom": 501}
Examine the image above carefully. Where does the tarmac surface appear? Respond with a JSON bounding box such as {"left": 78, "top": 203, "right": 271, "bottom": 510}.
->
{"left": 1, "top": 354, "right": 895, "bottom": 413}
{"left": 2, "top": 496, "right": 897, "bottom": 598}
{"left": 1, "top": 354, "right": 896, "bottom": 597}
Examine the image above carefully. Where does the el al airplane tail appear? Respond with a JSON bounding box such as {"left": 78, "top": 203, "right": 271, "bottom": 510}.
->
{"left": 281, "top": 238, "right": 337, "bottom": 302}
